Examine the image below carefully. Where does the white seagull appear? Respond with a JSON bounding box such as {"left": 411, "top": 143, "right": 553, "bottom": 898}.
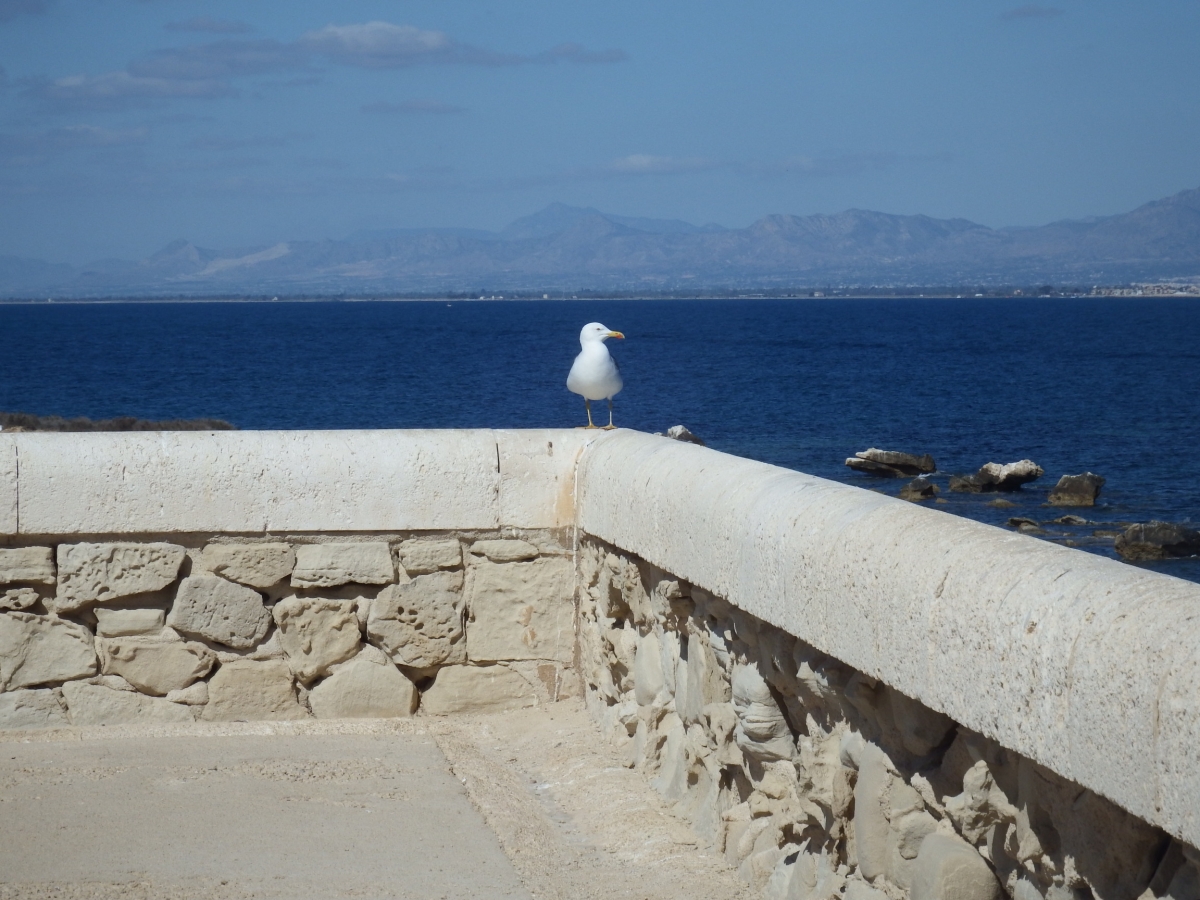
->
{"left": 567, "top": 322, "right": 625, "bottom": 429}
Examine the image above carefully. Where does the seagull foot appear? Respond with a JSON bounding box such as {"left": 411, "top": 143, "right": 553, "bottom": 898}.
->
{"left": 577, "top": 424, "right": 600, "bottom": 430}
{"left": 602, "top": 424, "right": 617, "bottom": 430}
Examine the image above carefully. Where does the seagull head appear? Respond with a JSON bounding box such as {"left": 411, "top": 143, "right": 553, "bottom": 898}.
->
{"left": 580, "top": 322, "right": 625, "bottom": 345}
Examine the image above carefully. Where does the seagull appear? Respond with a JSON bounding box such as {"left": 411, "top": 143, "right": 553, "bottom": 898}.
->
{"left": 567, "top": 322, "right": 624, "bottom": 429}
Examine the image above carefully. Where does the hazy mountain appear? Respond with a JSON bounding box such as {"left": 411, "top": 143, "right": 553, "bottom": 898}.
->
{"left": 4, "top": 190, "right": 1199, "bottom": 298}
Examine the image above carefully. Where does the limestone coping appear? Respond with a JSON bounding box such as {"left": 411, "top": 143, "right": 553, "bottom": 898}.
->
{"left": 575, "top": 430, "right": 1200, "bottom": 849}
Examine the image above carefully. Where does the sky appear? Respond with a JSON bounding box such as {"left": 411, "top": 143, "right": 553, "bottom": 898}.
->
{"left": 0, "top": 1, "right": 1198, "bottom": 263}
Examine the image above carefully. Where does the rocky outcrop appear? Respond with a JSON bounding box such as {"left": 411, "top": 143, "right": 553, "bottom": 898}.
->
{"left": 368, "top": 571, "right": 466, "bottom": 669}
{"left": 465, "top": 557, "right": 574, "bottom": 662}
{"left": 1115, "top": 522, "right": 1200, "bottom": 560}
{"left": 308, "top": 648, "right": 418, "bottom": 718}
{"left": 202, "top": 542, "right": 295, "bottom": 588}
{"left": 55, "top": 543, "right": 185, "bottom": 611}
{"left": 0, "top": 612, "right": 96, "bottom": 690}
{"left": 949, "top": 459, "right": 1043, "bottom": 493}
{"left": 272, "top": 596, "right": 361, "bottom": 683}
{"left": 201, "top": 659, "right": 308, "bottom": 721}
{"left": 0, "top": 547, "right": 56, "bottom": 585}
{"left": 1047, "top": 472, "right": 1105, "bottom": 507}
{"left": 396, "top": 539, "right": 462, "bottom": 575}
{"left": 899, "top": 478, "right": 939, "bottom": 502}
{"left": 420, "top": 664, "right": 536, "bottom": 715}
{"left": 167, "top": 574, "right": 270, "bottom": 649}
{"left": 845, "top": 449, "right": 936, "bottom": 478}
{"left": 96, "top": 632, "right": 215, "bottom": 695}
{"left": 291, "top": 542, "right": 395, "bottom": 588}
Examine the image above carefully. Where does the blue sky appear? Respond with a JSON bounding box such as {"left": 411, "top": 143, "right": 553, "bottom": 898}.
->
{"left": 0, "top": 0, "right": 1197, "bottom": 263}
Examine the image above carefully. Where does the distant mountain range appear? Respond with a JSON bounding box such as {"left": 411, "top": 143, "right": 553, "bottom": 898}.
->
{"left": 3, "top": 190, "right": 1200, "bottom": 298}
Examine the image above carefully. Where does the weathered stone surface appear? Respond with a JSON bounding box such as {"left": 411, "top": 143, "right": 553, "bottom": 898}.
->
{"left": 0, "top": 612, "right": 97, "bottom": 690}
{"left": 665, "top": 425, "right": 705, "bottom": 445}
{"left": 1115, "top": 521, "right": 1200, "bottom": 561}
{"left": 61, "top": 679, "right": 194, "bottom": 725}
{"left": 0, "top": 587, "right": 39, "bottom": 610}
{"left": 950, "top": 459, "right": 1043, "bottom": 493}
{"left": 1048, "top": 472, "right": 1105, "bottom": 507}
{"left": 291, "top": 542, "right": 394, "bottom": 588}
{"left": 911, "top": 833, "right": 1002, "bottom": 900}
{"left": 396, "top": 539, "right": 462, "bottom": 575}
{"left": 1007, "top": 517, "right": 1045, "bottom": 535}
{"left": 465, "top": 557, "right": 574, "bottom": 662}
{"left": 202, "top": 542, "right": 295, "bottom": 588}
{"left": 55, "top": 543, "right": 185, "bottom": 612}
{"left": 96, "top": 634, "right": 215, "bottom": 695}
{"left": 0, "top": 547, "right": 55, "bottom": 585}
{"left": 165, "top": 680, "right": 208, "bottom": 705}
{"left": 846, "top": 449, "right": 936, "bottom": 478}
{"left": 368, "top": 571, "right": 465, "bottom": 668}
{"left": 0, "top": 688, "right": 68, "bottom": 729}
{"left": 468, "top": 539, "right": 539, "bottom": 563}
{"left": 633, "top": 631, "right": 666, "bottom": 706}
{"left": 309, "top": 653, "right": 418, "bottom": 719}
{"left": 273, "top": 595, "right": 361, "bottom": 682}
{"left": 201, "top": 659, "right": 308, "bottom": 721}
{"left": 899, "top": 478, "right": 939, "bottom": 502}
{"left": 731, "top": 663, "right": 794, "bottom": 761}
{"left": 94, "top": 607, "right": 166, "bottom": 637}
{"left": 167, "top": 574, "right": 270, "bottom": 649}
{"left": 420, "top": 664, "right": 536, "bottom": 715}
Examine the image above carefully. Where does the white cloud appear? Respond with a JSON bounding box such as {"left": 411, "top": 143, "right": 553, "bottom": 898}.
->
{"left": 297, "top": 22, "right": 484, "bottom": 68}
{"left": 164, "top": 17, "right": 253, "bottom": 35}
{"left": 605, "top": 154, "right": 717, "bottom": 175}
{"left": 27, "top": 72, "right": 236, "bottom": 109}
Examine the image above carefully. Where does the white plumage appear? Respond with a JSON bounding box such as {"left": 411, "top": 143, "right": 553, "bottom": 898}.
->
{"left": 567, "top": 322, "right": 624, "bottom": 428}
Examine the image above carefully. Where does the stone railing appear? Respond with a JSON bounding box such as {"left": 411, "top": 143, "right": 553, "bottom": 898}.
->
{"left": 1, "top": 428, "right": 1198, "bottom": 900}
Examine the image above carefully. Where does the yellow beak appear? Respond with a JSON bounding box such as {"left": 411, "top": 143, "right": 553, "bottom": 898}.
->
{"left": 608, "top": 331, "right": 625, "bottom": 339}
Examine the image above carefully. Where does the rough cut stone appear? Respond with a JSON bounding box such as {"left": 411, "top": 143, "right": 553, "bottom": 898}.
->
{"left": 165, "top": 680, "right": 208, "bottom": 706}
{"left": 167, "top": 574, "right": 271, "bottom": 649}
{"left": 309, "top": 654, "right": 418, "bottom": 719}
{"left": 899, "top": 478, "right": 939, "bottom": 502}
{"left": 419, "top": 664, "right": 536, "bottom": 715}
{"left": 272, "top": 595, "right": 361, "bottom": 682}
{"left": 368, "top": 571, "right": 466, "bottom": 669}
{"left": 911, "top": 833, "right": 1002, "bottom": 900}
{"left": 0, "top": 547, "right": 56, "bottom": 585}
{"left": 0, "top": 612, "right": 97, "bottom": 690}
{"left": 845, "top": 449, "right": 936, "bottom": 478}
{"left": 1047, "top": 472, "right": 1105, "bottom": 507}
{"left": 201, "top": 659, "right": 308, "bottom": 721}
{"left": 468, "top": 539, "right": 539, "bottom": 563}
{"left": 55, "top": 543, "right": 186, "bottom": 612}
{"left": 731, "top": 663, "right": 795, "bottom": 761}
{"left": 396, "top": 539, "right": 462, "bottom": 575}
{"left": 0, "top": 688, "right": 69, "bottom": 729}
{"left": 949, "top": 460, "right": 1043, "bottom": 493}
{"left": 94, "top": 607, "right": 166, "bottom": 637}
{"left": 1115, "top": 521, "right": 1200, "bottom": 561}
{"left": 202, "top": 542, "right": 295, "bottom": 588}
{"left": 61, "top": 679, "right": 194, "bottom": 725}
{"left": 97, "top": 634, "right": 215, "bottom": 696}
{"left": 465, "top": 558, "right": 574, "bottom": 662}
{"left": 291, "top": 543, "right": 394, "bottom": 588}
{"left": 0, "top": 587, "right": 39, "bottom": 611}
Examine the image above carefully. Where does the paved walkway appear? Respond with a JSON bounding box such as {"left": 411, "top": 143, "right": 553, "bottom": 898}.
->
{"left": 0, "top": 708, "right": 752, "bottom": 900}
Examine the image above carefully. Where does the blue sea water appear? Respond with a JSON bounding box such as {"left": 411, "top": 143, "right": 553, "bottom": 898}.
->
{"left": 2, "top": 297, "right": 1199, "bottom": 582}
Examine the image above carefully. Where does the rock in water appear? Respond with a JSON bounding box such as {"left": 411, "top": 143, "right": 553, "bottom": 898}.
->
{"left": 665, "top": 425, "right": 705, "bottom": 446}
{"left": 1115, "top": 521, "right": 1200, "bottom": 560}
{"left": 899, "top": 478, "right": 939, "bottom": 502}
{"left": 1047, "top": 472, "right": 1105, "bottom": 506}
{"left": 845, "top": 448, "right": 936, "bottom": 478}
{"left": 949, "top": 459, "right": 1043, "bottom": 493}
{"left": 1007, "top": 517, "right": 1045, "bottom": 534}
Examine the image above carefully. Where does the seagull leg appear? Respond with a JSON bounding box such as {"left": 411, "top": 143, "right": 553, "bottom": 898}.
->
{"left": 581, "top": 400, "right": 598, "bottom": 429}
{"left": 603, "top": 398, "right": 616, "bottom": 430}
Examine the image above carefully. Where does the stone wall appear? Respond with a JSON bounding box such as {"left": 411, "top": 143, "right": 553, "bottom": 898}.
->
{"left": 578, "top": 537, "right": 1199, "bottom": 900}
{"left": 0, "top": 531, "right": 577, "bottom": 729}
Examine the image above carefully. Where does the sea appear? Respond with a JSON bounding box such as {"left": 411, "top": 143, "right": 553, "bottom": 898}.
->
{"left": 2, "top": 296, "right": 1198, "bottom": 583}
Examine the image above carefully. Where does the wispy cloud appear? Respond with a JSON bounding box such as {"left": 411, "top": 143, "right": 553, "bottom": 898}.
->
{"left": 0, "top": 124, "right": 148, "bottom": 165}
{"left": 164, "top": 17, "right": 253, "bottom": 35}
{"left": 361, "top": 99, "right": 465, "bottom": 115}
{"left": 24, "top": 22, "right": 626, "bottom": 111}
{"left": 0, "top": 0, "right": 46, "bottom": 23}
{"left": 603, "top": 154, "right": 717, "bottom": 175}
{"left": 1001, "top": 5, "right": 1065, "bottom": 20}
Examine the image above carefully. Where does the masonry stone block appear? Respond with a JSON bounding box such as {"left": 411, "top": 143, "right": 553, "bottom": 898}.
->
{"left": 367, "top": 571, "right": 466, "bottom": 669}
{"left": 291, "top": 543, "right": 394, "bottom": 588}
{"left": 0, "top": 688, "right": 68, "bottom": 729}
{"left": 0, "top": 612, "right": 97, "bottom": 690}
{"left": 93, "top": 607, "right": 166, "bottom": 637}
{"left": 55, "top": 543, "right": 185, "bottom": 612}
{"left": 201, "top": 659, "right": 308, "bottom": 721}
{"left": 420, "top": 664, "right": 537, "bottom": 715}
{"left": 0, "top": 547, "right": 55, "bottom": 585}
{"left": 96, "top": 633, "right": 215, "bottom": 696}
{"left": 468, "top": 539, "right": 539, "bottom": 563}
{"left": 396, "top": 539, "right": 462, "bottom": 575}
{"left": 61, "top": 679, "right": 195, "bottom": 725}
{"left": 202, "top": 542, "right": 295, "bottom": 588}
{"left": 0, "top": 588, "right": 39, "bottom": 611}
{"left": 167, "top": 574, "right": 271, "bottom": 649}
{"left": 272, "top": 595, "right": 361, "bottom": 682}
{"left": 465, "top": 557, "right": 573, "bottom": 662}
{"left": 309, "top": 652, "right": 418, "bottom": 719}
